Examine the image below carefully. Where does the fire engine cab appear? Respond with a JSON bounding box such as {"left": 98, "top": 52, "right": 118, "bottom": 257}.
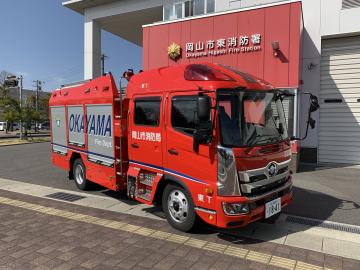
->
{"left": 50, "top": 63, "right": 319, "bottom": 232}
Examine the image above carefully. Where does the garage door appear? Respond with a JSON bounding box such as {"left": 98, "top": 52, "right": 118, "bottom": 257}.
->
{"left": 319, "top": 36, "right": 360, "bottom": 164}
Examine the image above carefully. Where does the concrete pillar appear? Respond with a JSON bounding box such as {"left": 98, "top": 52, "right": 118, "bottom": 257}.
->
{"left": 84, "top": 17, "right": 101, "bottom": 80}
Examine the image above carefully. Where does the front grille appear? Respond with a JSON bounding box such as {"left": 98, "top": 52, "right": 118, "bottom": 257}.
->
{"left": 249, "top": 174, "right": 267, "bottom": 183}
{"left": 243, "top": 177, "right": 288, "bottom": 197}
{"left": 277, "top": 166, "right": 288, "bottom": 175}
{"left": 247, "top": 166, "right": 288, "bottom": 183}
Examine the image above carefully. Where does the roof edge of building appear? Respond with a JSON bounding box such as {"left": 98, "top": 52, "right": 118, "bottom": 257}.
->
{"left": 62, "top": 0, "right": 120, "bottom": 15}
{"left": 143, "top": 0, "right": 301, "bottom": 28}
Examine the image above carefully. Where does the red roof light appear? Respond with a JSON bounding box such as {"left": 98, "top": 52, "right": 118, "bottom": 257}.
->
{"left": 184, "top": 64, "right": 235, "bottom": 82}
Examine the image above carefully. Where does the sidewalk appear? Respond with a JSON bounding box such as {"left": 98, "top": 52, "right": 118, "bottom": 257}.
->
{"left": 0, "top": 177, "right": 360, "bottom": 265}
{"left": 1, "top": 188, "right": 357, "bottom": 270}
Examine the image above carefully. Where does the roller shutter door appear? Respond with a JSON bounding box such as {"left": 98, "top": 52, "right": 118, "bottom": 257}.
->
{"left": 319, "top": 36, "right": 360, "bottom": 164}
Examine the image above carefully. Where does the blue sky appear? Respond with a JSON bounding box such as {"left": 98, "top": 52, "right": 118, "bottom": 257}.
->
{"left": 0, "top": 0, "right": 142, "bottom": 91}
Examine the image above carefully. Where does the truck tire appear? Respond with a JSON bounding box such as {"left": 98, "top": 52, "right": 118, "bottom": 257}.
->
{"left": 73, "top": 159, "right": 88, "bottom": 190}
{"left": 162, "top": 184, "right": 196, "bottom": 232}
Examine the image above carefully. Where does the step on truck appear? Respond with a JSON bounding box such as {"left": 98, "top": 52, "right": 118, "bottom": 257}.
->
{"left": 49, "top": 63, "right": 319, "bottom": 232}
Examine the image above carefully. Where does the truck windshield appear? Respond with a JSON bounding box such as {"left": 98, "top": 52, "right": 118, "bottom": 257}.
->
{"left": 217, "top": 90, "right": 288, "bottom": 147}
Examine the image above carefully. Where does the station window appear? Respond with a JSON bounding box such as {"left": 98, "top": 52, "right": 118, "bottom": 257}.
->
{"left": 134, "top": 98, "right": 161, "bottom": 126}
{"left": 171, "top": 96, "right": 199, "bottom": 135}
{"left": 163, "top": 0, "right": 215, "bottom": 21}
{"left": 193, "top": 0, "right": 205, "bottom": 15}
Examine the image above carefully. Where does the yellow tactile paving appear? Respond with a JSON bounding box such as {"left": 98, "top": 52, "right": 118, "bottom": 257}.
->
{"left": 203, "top": 242, "right": 228, "bottom": 253}
{"left": 246, "top": 250, "right": 272, "bottom": 264}
{"left": 167, "top": 234, "right": 189, "bottom": 244}
{"left": 224, "top": 246, "right": 248, "bottom": 258}
{"left": 151, "top": 230, "right": 172, "bottom": 240}
{"left": 295, "top": 261, "right": 324, "bottom": 270}
{"left": 269, "top": 256, "right": 297, "bottom": 270}
{"left": 184, "top": 238, "right": 207, "bottom": 248}
{"left": 134, "top": 227, "right": 156, "bottom": 237}
{"left": 0, "top": 196, "right": 332, "bottom": 270}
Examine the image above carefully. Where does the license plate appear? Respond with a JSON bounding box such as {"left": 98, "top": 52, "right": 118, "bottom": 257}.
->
{"left": 265, "top": 198, "right": 281, "bottom": 218}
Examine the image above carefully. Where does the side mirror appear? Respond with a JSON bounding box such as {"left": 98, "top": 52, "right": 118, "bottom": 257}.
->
{"left": 292, "top": 93, "right": 320, "bottom": 141}
{"left": 197, "top": 95, "right": 211, "bottom": 122}
{"left": 278, "top": 123, "right": 284, "bottom": 135}
{"left": 193, "top": 95, "right": 212, "bottom": 152}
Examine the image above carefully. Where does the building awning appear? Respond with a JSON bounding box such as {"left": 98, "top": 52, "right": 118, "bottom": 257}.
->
{"left": 62, "top": 0, "right": 163, "bottom": 45}
{"left": 62, "top": 0, "right": 120, "bottom": 15}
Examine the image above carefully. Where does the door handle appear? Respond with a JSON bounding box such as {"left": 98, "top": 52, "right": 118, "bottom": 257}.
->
{"left": 131, "top": 143, "right": 139, "bottom": 149}
{"left": 168, "top": 148, "right": 179, "bottom": 155}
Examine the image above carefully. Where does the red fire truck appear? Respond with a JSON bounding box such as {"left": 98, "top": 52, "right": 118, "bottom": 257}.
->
{"left": 50, "top": 63, "right": 319, "bottom": 232}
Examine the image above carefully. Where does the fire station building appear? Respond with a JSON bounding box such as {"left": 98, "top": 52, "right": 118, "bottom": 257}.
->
{"left": 63, "top": 0, "right": 360, "bottom": 166}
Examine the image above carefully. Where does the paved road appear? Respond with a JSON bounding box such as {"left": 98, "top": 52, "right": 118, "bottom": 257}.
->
{"left": 0, "top": 142, "right": 360, "bottom": 225}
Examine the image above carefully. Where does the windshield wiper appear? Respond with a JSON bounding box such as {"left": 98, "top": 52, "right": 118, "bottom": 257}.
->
{"left": 254, "top": 135, "right": 280, "bottom": 145}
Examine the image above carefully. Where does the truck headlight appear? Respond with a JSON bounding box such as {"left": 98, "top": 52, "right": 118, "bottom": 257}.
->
{"left": 222, "top": 202, "right": 249, "bottom": 215}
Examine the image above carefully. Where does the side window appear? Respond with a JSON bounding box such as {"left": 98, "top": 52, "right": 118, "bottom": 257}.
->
{"left": 134, "top": 98, "right": 161, "bottom": 126}
{"left": 171, "top": 96, "right": 198, "bottom": 135}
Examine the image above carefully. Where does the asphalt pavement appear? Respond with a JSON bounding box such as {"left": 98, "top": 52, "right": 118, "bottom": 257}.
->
{"left": 0, "top": 142, "right": 359, "bottom": 226}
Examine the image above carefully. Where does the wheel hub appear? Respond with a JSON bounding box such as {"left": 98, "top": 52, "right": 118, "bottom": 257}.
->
{"left": 75, "top": 165, "right": 84, "bottom": 185}
{"left": 173, "top": 201, "right": 180, "bottom": 212}
{"left": 168, "top": 190, "right": 188, "bottom": 223}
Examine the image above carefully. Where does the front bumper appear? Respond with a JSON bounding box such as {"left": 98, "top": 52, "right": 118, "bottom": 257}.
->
{"left": 214, "top": 177, "right": 293, "bottom": 228}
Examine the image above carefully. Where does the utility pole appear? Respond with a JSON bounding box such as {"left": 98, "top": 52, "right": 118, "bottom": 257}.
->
{"left": 18, "top": 75, "right": 23, "bottom": 140}
{"left": 101, "top": 54, "right": 109, "bottom": 76}
{"left": 33, "top": 80, "right": 43, "bottom": 133}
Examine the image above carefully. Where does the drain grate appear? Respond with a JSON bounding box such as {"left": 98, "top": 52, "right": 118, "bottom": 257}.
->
{"left": 46, "top": 192, "right": 86, "bottom": 202}
{"left": 286, "top": 215, "right": 360, "bottom": 235}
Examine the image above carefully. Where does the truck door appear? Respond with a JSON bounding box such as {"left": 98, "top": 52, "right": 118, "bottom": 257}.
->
{"left": 128, "top": 96, "right": 163, "bottom": 170}
{"left": 164, "top": 93, "right": 217, "bottom": 204}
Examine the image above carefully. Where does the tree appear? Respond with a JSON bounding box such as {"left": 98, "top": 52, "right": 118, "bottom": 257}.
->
{"left": 0, "top": 93, "right": 20, "bottom": 132}
{"left": 0, "top": 71, "right": 50, "bottom": 137}
{"left": 0, "top": 71, "right": 15, "bottom": 132}
{"left": 26, "top": 93, "right": 50, "bottom": 130}
{"left": 38, "top": 93, "right": 51, "bottom": 124}
{"left": 0, "top": 71, "right": 13, "bottom": 98}
{"left": 21, "top": 105, "right": 40, "bottom": 137}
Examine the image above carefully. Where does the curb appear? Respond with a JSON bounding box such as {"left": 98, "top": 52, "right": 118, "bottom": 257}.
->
{"left": 0, "top": 140, "right": 50, "bottom": 147}
{"left": 0, "top": 134, "right": 50, "bottom": 140}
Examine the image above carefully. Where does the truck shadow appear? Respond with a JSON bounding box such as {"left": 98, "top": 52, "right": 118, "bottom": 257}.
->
{"left": 99, "top": 184, "right": 358, "bottom": 245}
{"left": 212, "top": 186, "right": 359, "bottom": 245}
